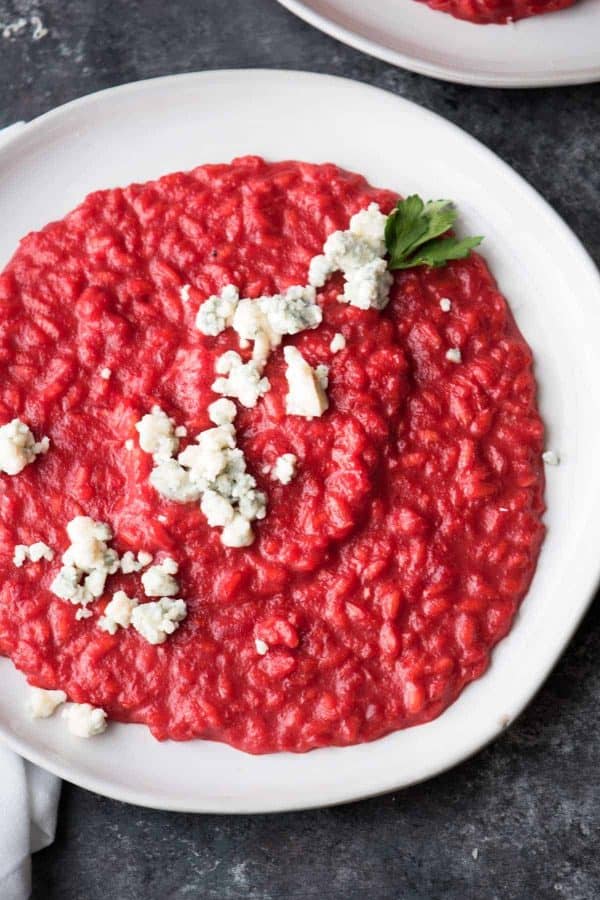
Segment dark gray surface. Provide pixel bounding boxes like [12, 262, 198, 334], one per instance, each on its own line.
[0, 0, 599, 897]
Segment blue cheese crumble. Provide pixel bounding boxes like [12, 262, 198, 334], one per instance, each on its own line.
[195, 284, 240, 336]
[271, 453, 297, 485]
[98, 590, 138, 634]
[130, 597, 187, 645]
[208, 398, 237, 426]
[308, 203, 392, 311]
[63, 703, 107, 737]
[141, 414, 266, 548]
[330, 333, 346, 353]
[50, 517, 120, 609]
[283, 347, 329, 420]
[0, 418, 49, 475]
[13, 541, 54, 567]
[141, 557, 179, 597]
[212, 352, 270, 408]
[445, 348, 462, 364]
[119, 550, 153, 574]
[135, 405, 181, 462]
[27, 687, 67, 718]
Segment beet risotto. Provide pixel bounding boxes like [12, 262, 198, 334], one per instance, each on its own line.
[0, 157, 545, 752]
[416, 0, 576, 24]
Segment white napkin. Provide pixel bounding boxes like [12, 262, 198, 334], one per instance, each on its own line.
[0, 744, 61, 900]
[0, 121, 62, 900]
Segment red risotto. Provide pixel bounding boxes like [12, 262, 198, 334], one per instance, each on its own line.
[416, 0, 576, 23]
[0, 157, 545, 753]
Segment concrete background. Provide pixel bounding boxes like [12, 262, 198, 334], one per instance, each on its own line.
[0, 1, 598, 897]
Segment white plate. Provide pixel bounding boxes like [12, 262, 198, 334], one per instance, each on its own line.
[277, 0, 600, 87]
[0, 70, 599, 813]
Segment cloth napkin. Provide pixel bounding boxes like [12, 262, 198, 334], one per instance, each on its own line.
[0, 120, 62, 900]
[0, 745, 61, 900]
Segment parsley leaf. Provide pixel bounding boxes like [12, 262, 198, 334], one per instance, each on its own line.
[385, 195, 483, 271]
[391, 236, 483, 270]
[384, 195, 428, 266]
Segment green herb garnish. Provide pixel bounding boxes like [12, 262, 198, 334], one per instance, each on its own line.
[385, 195, 483, 271]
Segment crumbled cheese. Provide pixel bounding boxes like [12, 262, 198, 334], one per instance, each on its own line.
[98, 590, 138, 634]
[135, 405, 180, 462]
[322, 231, 377, 278]
[120, 551, 139, 574]
[446, 348, 462, 364]
[343, 258, 393, 311]
[212, 352, 270, 408]
[150, 458, 203, 502]
[323, 230, 379, 274]
[200, 490, 235, 527]
[75, 607, 92, 620]
[214, 351, 239, 377]
[330, 333, 346, 353]
[440, 297, 452, 312]
[199, 284, 322, 410]
[13, 545, 28, 567]
[542, 450, 560, 466]
[13, 541, 54, 567]
[0, 419, 49, 476]
[173, 423, 266, 542]
[180, 283, 191, 302]
[178, 424, 236, 481]
[284, 346, 329, 419]
[50, 565, 89, 605]
[63, 517, 115, 570]
[258, 285, 322, 337]
[100, 367, 112, 380]
[84, 568, 107, 598]
[27, 687, 66, 719]
[271, 453, 297, 485]
[221, 513, 254, 548]
[141, 558, 179, 597]
[125, 439, 134, 451]
[208, 398, 237, 426]
[130, 598, 187, 645]
[231, 298, 275, 365]
[153, 556, 178, 574]
[235, 480, 267, 522]
[232, 285, 322, 367]
[140, 405, 266, 547]
[63, 703, 107, 738]
[308, 254, 331, 289]
[29, 541, 54, 562]
[202, 284, 320, 372]
[255, 638, 269, 655]
[308, 204, 392, 311]
[50, 517, 119, 609]
[315, 364, 329, 390]
[349, 203, 389, 254]
[196, 284, 239, 336]
[120, 550, 153, 574]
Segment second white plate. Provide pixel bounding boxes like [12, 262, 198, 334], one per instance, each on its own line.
[277, 0, 600, 87]
[0, 70, 600, 812]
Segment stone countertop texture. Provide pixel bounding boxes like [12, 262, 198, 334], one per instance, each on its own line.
[0, 1, 599, 897]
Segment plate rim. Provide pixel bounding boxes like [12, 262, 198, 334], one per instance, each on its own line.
[275, 0, 600, 88]
[1, 68, 600, 812]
